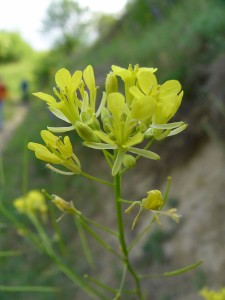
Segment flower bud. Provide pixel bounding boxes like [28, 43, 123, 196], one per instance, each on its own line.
[75, 121, 99, 142]
[141, 190, 163, 210]
[105, 72, 118, 94]
[123, 154, 136, 168]
[52, 195, 81, 215]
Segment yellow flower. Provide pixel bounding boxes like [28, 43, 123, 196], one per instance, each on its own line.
[200, 287, 225, 300]
[28, 130, 81, 175]
[83, 64, 186, 175]
[31, 64, 187, 176]
[14, 190, 47, 217]
[33, 66, 105, 131]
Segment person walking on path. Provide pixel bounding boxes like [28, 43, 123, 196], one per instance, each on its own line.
[21, 79, 29, 104]
[0, 77, 8, 131]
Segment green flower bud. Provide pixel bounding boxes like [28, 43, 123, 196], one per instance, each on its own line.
[75, 121, 99, 143]
[123, 154, 136, 168]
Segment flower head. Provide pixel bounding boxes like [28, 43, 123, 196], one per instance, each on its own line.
[31, 64, 187, 176]
[200, 287, 225, 300]
[14, 190, 47, 217]
[28, 130, 81, 175]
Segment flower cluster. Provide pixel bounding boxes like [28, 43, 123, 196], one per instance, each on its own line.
[14, 190, 47, 217]
[29, 64, 186, 175]
[200, 287, 225, 300]
[28, 130, 81, 175]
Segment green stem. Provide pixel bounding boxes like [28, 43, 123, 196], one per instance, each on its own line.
[0, 204, 43, 250]
[84, 274, 117, 294]
[29, 214, 103, 299]
[113, 174, 144, 300]
[128, 217, 155, 252]
[113, 264, 127, 300]
[82, 215, 118, 237]
[102, 149, 113, 168]
[81, 171, 113, 187]
[74, 216, 95, 268]
[22, 139, 28, 195]
[80, 218, 121, 259]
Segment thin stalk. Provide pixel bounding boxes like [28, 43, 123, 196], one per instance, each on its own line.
[113, 264, 127, 300]
[82, 215, 118, 237]
[84, 274, 117, 294]
[48, 203, 66, 254]
[80, 218, 121, 259]
[128, 217, 155, 252]
[0, 204, 43, 250]
[29, 214, 103, 299]
[102, 149, 113, 168]
[0, 154, 5, 191]
[74, 216, 95, 268]
[113, 174, 144, 300]
[22, 139, 28, 195]
[81, 171, 113, 187]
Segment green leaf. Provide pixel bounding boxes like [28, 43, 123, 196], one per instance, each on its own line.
[163, 260, 203, 277]
[0, 285, 59, 293]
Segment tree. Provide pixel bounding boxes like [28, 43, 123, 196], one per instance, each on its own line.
[42, 0, 88, 54]
[0, 31, 33, 63]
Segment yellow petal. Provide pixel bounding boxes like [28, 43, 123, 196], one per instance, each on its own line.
[33, 92, 56, 104]
[41, 130, 58, 148]
[83, 65, 95, 94]
[63, 136, 73, 156]
[55, 68, 72, 91]
[28, 142, 48, 152]
[130, 96, 156, 120]
[107, 92, 125, 120]
[71, 70, 82, 88]
[35, 149, 62, 164]
[160, 80, 181, 96]
[137, 71, 157, 95]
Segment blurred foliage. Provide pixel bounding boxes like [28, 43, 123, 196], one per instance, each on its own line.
[34, 0, 225, 89]
[0, 31, 33, 64]
[42, 0, 88, 55]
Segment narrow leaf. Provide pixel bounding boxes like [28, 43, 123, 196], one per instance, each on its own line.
[163, 260, 203, 277]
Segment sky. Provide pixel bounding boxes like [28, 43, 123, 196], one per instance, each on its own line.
[0, 0, 128, 51]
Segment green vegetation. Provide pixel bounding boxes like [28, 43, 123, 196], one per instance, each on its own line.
[1, 0, 225, 299]
[0, 31, 33, 63]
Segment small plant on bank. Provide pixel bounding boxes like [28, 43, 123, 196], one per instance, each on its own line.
[4, 64, 202, 299]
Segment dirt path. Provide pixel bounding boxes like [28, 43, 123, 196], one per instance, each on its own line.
[0, 104, 28, 153]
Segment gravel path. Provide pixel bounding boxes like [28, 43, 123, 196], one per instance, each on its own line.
[0, 104, 28, 153]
